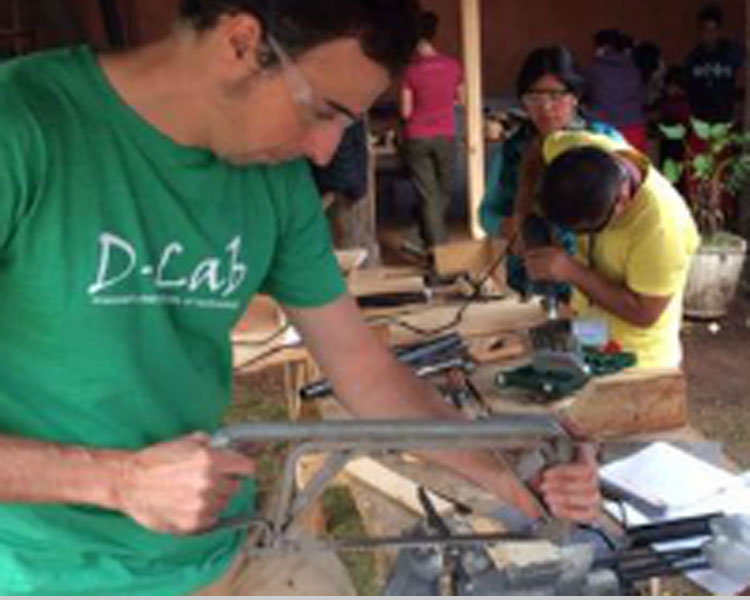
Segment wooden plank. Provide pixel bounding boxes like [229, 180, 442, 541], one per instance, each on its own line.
[347, 266, 425, 297]
[461, 0, 486, 240]
[231, 293, 394, 373]
[291, 453, 329, 535]
[433, 239, 508, 297]
[344, 456, 453, 516]
[232, 344, 307, 373]
[433, 238, 506, 281]
[368, 297, 546, 346]
[379, 455, 508, 517]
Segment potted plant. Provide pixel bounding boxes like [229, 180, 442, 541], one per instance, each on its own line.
[659, 119, 750, 318]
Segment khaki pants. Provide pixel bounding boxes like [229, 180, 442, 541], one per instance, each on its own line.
[402, 136, 456, 248]
[194, 543, 356, 596]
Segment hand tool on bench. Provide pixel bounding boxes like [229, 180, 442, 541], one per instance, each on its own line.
[521, 213, 561, 321]
[493, 216, 591, 399]
[299, 333, 473, 401]
[383, 502, 750, 595]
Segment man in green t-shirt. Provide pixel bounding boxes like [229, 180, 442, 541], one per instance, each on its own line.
[0, 0, 600, 594]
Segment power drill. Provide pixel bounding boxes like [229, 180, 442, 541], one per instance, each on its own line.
[497, 214, 591, 399]
[521, 213, 559, 320]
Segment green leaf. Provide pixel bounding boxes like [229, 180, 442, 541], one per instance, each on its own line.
[662, 159, 684, 184]
[658, 123, 687, 140]
[727, 155, 750, 194]
[692, 154, 714, 179]
[711, 139, 729, 154]
[691, 118, 712, 141]
[709, 122, 732, 140]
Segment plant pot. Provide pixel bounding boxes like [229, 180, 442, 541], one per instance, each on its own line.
[683, 232, 748, 319]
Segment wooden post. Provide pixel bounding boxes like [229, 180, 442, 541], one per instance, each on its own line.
[745, 0, 750, 129]
[460, 0, 486, 240]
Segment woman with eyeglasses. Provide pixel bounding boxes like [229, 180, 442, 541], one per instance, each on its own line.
[479, 46, 623, 300]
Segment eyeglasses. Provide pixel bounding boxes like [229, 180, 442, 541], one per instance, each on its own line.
[265, 35, 358, 131]
[568, 205, 614, 235]
[521, 89, 572, 107]
[593, 162, 635, 232]
[588, 198, 618, 233]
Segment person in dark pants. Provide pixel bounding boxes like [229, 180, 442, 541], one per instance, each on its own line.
[684, 3, 744, 124]
[400, 10, 463, 249]
[658, 66, 692, 177]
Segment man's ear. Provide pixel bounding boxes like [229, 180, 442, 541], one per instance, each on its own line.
[613, 183, 630, 217]
[218, 13, 266, 72]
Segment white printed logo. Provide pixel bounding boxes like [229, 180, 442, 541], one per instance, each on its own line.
[88, 232, 248, 309]
[692, 62, 734, 80]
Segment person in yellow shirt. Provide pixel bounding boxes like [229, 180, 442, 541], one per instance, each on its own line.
[525, 131, 700, 369]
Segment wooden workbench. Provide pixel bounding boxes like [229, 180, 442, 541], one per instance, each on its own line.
[232, 240, 519, 372]
[231, 264, 545, 416]
[231, 255, 689, 435]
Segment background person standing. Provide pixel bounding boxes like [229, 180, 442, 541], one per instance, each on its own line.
[400, 10, 463, 250]
[585, 29, 647, 151]
[684, 3, 744, 124]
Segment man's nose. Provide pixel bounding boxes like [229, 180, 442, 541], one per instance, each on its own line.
[538, 96, 557, 110]
[303, 124, 346, 167]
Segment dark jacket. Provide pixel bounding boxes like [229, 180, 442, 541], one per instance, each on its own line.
[312, 120, 368, 202]
[684, 40, 744, 123]
[586, 52, 645, 128]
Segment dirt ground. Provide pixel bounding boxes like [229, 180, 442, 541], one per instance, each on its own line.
[653, 287, 750, 595]
[682, 287, 750, 470]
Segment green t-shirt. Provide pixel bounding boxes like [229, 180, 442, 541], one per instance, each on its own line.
[0, 46, 346, 594]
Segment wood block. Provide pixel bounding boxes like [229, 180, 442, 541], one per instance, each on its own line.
[433, 238, 507, 287]
[554, 369, 688, 439]
[468, 332, 528, 364]
[347, 266, 425, 297]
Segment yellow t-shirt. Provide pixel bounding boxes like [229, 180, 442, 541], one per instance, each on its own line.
[543, 131, 700, 369]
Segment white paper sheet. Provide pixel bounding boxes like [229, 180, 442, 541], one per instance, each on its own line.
[600, 441, 737, 510]
[601, 443, 750, 595]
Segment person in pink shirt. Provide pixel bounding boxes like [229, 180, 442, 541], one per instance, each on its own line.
[400, 10, 463, 249]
